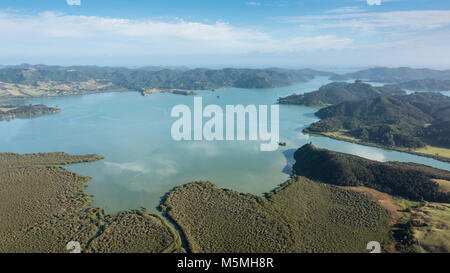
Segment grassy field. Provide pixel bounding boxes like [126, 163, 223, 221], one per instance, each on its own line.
[391, 197, 450, 253]
[161, 177, 392, 253]
[0, 80, 114, 100]
[340, 187, 450, 253]
[415, 145, 450, 159]
[410, 202, 450, 253]
[321, 131, 359, 142]
[432, 179, 450, 193]
[0, 152, 182, 253]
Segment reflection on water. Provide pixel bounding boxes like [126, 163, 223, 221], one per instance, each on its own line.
[0, 76, 449, 213]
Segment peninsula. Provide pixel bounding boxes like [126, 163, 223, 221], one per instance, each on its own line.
[0, 104, 60, 121]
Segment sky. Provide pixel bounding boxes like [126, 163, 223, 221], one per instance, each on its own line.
[0, 0, 449, 68]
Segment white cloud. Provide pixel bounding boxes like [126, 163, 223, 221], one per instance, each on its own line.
[278, 10, 450, 33]
[324, 6, 367, 14]
[104, 159, 178, 176]
[247, 2, 261, 6]
[367, 0, 381, 5]
[66, 0, 81, 6]
[0, 8, 448, 67]
[0, 11, 352, 57]
[104, 161, 150, 174]
[348, 146, 385, 162]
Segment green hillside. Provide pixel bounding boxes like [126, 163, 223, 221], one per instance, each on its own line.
[306, 92, 450, 149]
[278, 80, 405, 106]
[293, 144, 450, 202]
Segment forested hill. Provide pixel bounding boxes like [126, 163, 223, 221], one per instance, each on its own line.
[330, 67, 450, 83]
[306, 92, 450, 149]
[385, 79, 450, 91]
[293, 144, 450, 203]
[0, 64, 332, 90]
[278, 80, 405, 106]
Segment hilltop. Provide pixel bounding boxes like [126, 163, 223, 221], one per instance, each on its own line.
[293, 144, 450, 203]
[278, 80, 405, 106]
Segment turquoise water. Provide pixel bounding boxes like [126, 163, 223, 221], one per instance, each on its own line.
[1, 76, 449, 213]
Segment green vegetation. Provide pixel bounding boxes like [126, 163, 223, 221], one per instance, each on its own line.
[392, 197, 450, 253]
[0, 152, 182, 253]
[414, 145, 450, 159]
[141, 88, 196, 96]
[2, 147, 448, 253]
[293, 144, 450, 203]
[330, 67, 450, 83]
[408, 202, 450, 253]
[0, 65, 332, 101]
[0, 152, 103, 167]
[0, 104, 60, 121]
[278, 80, 405, 106]
[161, 178, 392, 253]
[87, 210, 182, 253]
[395, 198, 422, 224]
[306, 92, 450, 150]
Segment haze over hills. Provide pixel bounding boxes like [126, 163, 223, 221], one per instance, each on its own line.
[0, 64, 332, 93]
[386, 79, 450, 92]
[278, 81, 405, 106]
[330, 67, 450, 83]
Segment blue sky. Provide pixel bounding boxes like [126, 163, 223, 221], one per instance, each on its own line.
[0, 0, 449, 68]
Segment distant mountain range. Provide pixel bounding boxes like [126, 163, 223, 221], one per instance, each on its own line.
[0, 64, 332, 91]
[330, 67, 450, 84]
[386, 79, 450, 91]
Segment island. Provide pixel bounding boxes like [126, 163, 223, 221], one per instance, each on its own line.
[0, 104, 60, 121]
[141, 88, 196, 96]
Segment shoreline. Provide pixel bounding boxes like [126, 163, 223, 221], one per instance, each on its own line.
[307, 131, 450, 164]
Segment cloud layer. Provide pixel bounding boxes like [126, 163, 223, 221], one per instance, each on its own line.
[66, 0, 81, 6]
[0, 11, 350, 57]
[367, 0, 382, 6]
[0, 7, 449, 67]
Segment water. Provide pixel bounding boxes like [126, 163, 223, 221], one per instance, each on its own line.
[1, 76, 449, 213]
